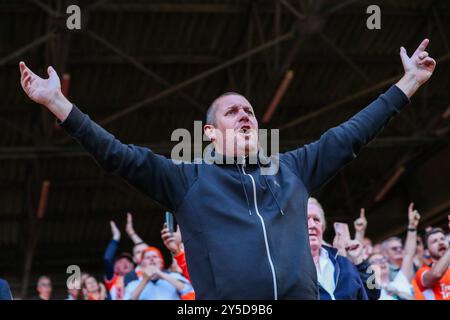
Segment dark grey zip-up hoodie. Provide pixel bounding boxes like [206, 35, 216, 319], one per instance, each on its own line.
[60, 85, 409, 299]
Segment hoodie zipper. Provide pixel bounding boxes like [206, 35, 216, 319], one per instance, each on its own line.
[241, 165, 278, 300]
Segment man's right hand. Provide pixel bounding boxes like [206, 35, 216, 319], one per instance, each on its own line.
[19, 61, 72, 121]
[408, 203, 420, 229]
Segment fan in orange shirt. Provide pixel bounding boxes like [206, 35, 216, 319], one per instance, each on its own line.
[414, 227, 450, 300]
[161, 224, 195, 300]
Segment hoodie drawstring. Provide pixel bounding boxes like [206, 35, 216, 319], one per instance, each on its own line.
[235, 160, 285, 217]
[235, 162, 252, 216]
[261, 173, 285, 216]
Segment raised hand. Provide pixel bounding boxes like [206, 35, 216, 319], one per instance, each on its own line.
[125, 213, 135, 237]
[143, 266, 160, 282]
[19, 62, 61, 106]
[396, 39, 436, 98]
[408, 203, 420, 229]
[399, 39, 436, 86]
[346, 239, 364, 265]
[19, 61, 72, 120]
[125, 212, 145, 244]
[161, 224, 183, 255]
[333, 234, 347, 257]
[110, 220, 121, 241]
[354, 208, 367, 233]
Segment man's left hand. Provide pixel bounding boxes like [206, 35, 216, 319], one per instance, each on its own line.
[400, 39, 436, 86]
[396, 39, 436, 98]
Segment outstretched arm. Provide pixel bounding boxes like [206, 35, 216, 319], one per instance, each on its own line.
[282, 39, 436, 193]
[421, 249, 450, 288]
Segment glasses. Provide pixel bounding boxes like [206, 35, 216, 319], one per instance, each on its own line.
[388, 246, 403, 252]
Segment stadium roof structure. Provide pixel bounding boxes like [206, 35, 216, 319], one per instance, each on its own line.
[0, 0, 449, 298]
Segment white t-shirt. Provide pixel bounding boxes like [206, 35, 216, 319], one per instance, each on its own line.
[316, 248, 336, 300]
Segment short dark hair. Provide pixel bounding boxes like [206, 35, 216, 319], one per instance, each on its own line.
[424, 227, 445, 249]
[205, 92, 244, 125]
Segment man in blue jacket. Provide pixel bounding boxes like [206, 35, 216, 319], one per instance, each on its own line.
[19, 39, 435, 299]
[307, 197, 379, 300]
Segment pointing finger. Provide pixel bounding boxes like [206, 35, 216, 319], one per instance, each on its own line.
[413, 38, 429, 56]
[19, 61, 27, 75]
[47, 66, 54, 77]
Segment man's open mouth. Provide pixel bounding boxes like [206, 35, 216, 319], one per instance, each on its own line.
[237, 125, 252, 135]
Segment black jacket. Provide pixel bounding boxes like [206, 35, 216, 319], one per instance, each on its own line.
[60, 85, 408, 299]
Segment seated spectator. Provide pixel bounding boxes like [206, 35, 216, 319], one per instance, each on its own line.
[124, 247, 193, 300]
[35, 276, 52, 300]
[372, 243, 382, 255]
[368, 254, 410, 299]
[369, 203, 420, 300]
[307, 198, 374, 300]
[381, 236, 404, 281]
[0, 278, 12, 300]
[103, 219, 134, 300]
[82, 274, 108, 300]
[414, 227, 450, 300]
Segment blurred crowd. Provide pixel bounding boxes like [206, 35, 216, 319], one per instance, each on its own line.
[1, 201, 449, 300]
